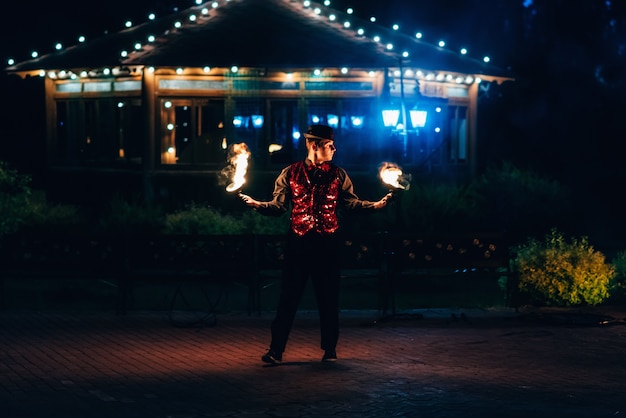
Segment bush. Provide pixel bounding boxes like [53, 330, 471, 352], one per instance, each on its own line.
[344, 162, 569, 236]
[163, 204, 244, 235]
[513, 228, 614, 306]
[399, 181, 481, 234]
[609, 251, 626, 302]
[0, 161, 32, 236]
[240, 210, 289, 235]
[0, 162, 86, 235]
[19, 190, 86, 234]
[164, 204, 289, 235]
[98, 195, 165, 236]
[472, 162, 572, 239]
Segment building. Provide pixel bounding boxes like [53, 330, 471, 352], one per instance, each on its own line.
[5, 0, 512, 209]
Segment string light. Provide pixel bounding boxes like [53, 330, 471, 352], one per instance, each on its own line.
[5, 0, 496, 85]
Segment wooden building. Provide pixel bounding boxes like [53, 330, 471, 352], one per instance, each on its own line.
[5, 0, 512, 208]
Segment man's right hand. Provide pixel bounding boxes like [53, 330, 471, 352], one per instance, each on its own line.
[239, 193, 261, 209]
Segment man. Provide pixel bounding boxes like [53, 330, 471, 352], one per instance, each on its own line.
[240, 124, 391, 364]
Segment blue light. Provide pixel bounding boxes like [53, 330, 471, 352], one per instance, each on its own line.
[382, 109, 400, 128]
[409, 110, 428, 128]
[251, 115, 264, 128]
[233, 116, 245, 128]
[351, 116, 364, 128]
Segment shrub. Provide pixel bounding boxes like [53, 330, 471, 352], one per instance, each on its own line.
[609, 251, 626, 302]
[347, 162, 569, 236]
[240, 210, 289, 235]
[164, 204, 246, 235]
[1, 162, 85, 235]
[0, 161, 32, 236]
[164, 204, 290, 235]
[513, 228, 614, 306]
[472, 162, 571, 239]
[399, 181, 480, 234]
[19, 190, 86, 234]
[98, 195, 165, 235]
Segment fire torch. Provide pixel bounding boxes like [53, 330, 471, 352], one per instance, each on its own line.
[222, 142, 251, 195]
[378, 161, 411, 201]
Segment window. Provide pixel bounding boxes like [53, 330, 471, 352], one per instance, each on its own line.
[54, 98, 137, 164]
[233, 98, 266, 159]
[160, 99, 226, 165]
[447, 105, 467, 163]
[116, 100, 143, 163]
[267, 99, 299, 165]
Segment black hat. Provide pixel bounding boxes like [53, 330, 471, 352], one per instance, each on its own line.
[303, 124, 334, 141]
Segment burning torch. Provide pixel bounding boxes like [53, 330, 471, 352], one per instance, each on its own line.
[378, 162, 411, 201]
[221, 142, 251, 195]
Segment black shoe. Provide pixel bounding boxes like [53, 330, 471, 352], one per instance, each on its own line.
[262, 349, 282, 364]
[322, 350, 337, 362]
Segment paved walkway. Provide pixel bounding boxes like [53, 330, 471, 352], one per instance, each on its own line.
[1, 306, 626, 418]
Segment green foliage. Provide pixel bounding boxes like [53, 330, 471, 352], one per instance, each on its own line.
[98, 195, 165, 235]
[0, 161, 32, 236]
[164, 204, 245, 235]
[19, 190, 86, 234]
[513, 229, 614, 306]
[345, 162, 569, 236]
[0, 163, 84, 235]
[239, 210, 289, 235]
[471, 161, 571, 238]
[399, 182, 480, 234]
[609, 251, 626, 302]
[164, 204, 289, 235]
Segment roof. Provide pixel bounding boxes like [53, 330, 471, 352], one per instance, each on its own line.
[5, 0, 511, 78]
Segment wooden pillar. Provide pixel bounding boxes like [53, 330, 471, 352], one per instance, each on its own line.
[141, 68, 156, 204]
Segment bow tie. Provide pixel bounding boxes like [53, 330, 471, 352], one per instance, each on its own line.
[309, 162, 330, 172]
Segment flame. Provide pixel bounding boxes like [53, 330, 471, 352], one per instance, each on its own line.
[379, 162, 407, 190]
[225, 143, 251, 192]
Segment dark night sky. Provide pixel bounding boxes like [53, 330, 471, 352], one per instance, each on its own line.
[0, 0, 516, 71]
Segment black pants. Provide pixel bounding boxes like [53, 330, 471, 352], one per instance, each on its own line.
[269, 231, 341, 354]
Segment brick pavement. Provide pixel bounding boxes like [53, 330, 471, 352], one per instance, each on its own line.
[1, 307, 626, 418]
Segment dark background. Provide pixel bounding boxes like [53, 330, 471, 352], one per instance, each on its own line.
[1, 0, 625, 219]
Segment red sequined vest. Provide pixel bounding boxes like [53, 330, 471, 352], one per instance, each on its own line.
[289, 161, 340, 236]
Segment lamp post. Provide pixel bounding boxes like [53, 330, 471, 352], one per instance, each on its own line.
[398, 58, 409, 160]
[381, 59, 413, 162]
